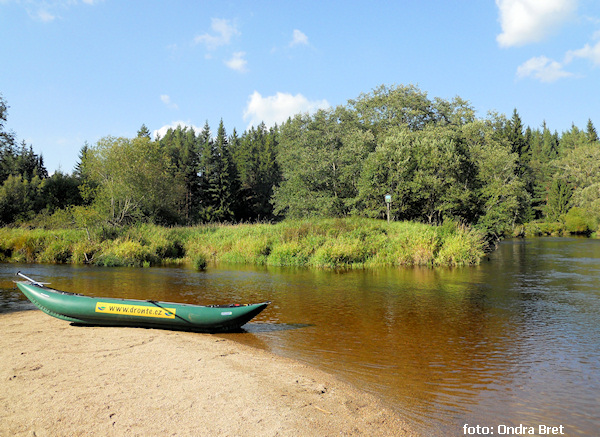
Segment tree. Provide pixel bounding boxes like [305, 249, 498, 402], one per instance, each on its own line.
[462, 119, 530, 236]
[233, 123, 281, 221]
[0, 175, 44, 225]
[41, 171, 83, 213]
[198, 121, 215, 221]
[586, 119, 598, 144]
[274, 107, 375, 218]
[506, 109, 527, 157]
[137, 124, 151, 139]
[348, 84, 436, 135]
[82, 136, 184, 225]
[555, 143, 600, 225]
[0, 95, 16, 155]
[209, 120, 240, 221]
[545, 178, 571, 221]
[0, 97, 47, 184]
[14, 141, 48, 180]
[357, 125, 477, 224]
[542, 122, 559, 159]
[158, 125, 201, 224]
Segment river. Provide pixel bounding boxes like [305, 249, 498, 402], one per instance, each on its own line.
[1, 237, 599, 436]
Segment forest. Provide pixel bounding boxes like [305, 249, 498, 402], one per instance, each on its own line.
[1, 84, 599, 241]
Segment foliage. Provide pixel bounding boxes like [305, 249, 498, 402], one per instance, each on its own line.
[545, 178, 571, 221]
[157, 125, 201, 223]
[81, 136, 185, 225]
[357, 125, 477, 224]
[0, 219, 486, 268]
[563, 207, 594, 235]
[0, 175, 45, 225]
[1, 87, 599, 243]
[232, 123, 281, 220]
[273, 107, 374, 218]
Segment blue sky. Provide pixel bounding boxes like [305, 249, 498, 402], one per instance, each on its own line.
[1, 0, 599, 173]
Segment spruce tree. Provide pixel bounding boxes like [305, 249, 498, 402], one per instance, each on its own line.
[137, 124, 151, 139]
[198, 121, 216, 221]
[586, 119, 598, 144]
[211, 120, 239, 222]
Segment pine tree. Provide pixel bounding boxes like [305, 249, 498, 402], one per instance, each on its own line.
[198, 121, 216, 221]
[0, 95, 16, 155]
[137, 124, 151, 139]
[211, 120, 239, 222]
[586, 119, 598, 144]
[541, 121, 559, 159]
[545, 178, 571, 221]
[156, 125, 202, 224]
[507, 109, 527, 157]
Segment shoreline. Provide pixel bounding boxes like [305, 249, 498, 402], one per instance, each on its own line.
[0, 218, 487, 269]
[0, 310, 414, 436]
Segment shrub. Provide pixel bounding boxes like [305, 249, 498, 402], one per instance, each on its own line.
[564, 207, 592, 235]
[192, 254, 207, 270]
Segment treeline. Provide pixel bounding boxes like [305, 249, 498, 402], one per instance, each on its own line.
[1, 85, 599, 239]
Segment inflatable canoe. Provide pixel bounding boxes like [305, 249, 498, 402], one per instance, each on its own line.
[15, 273, 270, 332]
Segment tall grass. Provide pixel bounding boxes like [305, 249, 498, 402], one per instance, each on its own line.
[0, 218, 487, 269]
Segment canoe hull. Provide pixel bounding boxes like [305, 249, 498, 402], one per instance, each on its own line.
[16, 282, 269, 332]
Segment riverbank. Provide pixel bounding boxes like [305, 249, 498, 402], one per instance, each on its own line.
[0, 218, 486, 269]
[0, 310, 412, 436]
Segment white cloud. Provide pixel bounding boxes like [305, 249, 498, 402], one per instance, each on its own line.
[243, 91, 330, 129]
[194, 18, 239, 50]
[153, 121, 202, 140]
[496, 0, 577, 47]
[18, 0, 103, 22]
[566, 40, 600, 66]
[160, 94, 179, 110]
[225, 52, 248, 72]
[36, 8, 56, 22]
[516, 56, 574, 82]
[290, 29, 309, 47]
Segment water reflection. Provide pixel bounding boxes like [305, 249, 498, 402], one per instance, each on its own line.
[1, 237, 599, 436]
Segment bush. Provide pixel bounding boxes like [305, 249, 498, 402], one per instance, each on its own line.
[192, 254, 208, 270]
[564, 207, 592, 235]
[95, 239, 157, 267]
[524, 222, 566, 237]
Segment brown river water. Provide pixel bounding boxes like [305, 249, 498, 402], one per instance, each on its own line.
[1, 237, 599, 436]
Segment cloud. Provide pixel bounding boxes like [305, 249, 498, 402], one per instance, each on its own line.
[225, 52, 248, 72]
[516, 56, 574, 82]
[36, 8, 56, 22]
[290, 29, 309, 47]
[496, 0, 577, 47]
[153, 121, 202, 140]
[566, 40, 600, 66]
[194, 18, 239, 50]
[17, 0, 103, 22]
[160, 95, 179, 110]
[243, 91, 330, 129]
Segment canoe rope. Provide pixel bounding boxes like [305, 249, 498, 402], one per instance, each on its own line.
[146, 300, 193, 325]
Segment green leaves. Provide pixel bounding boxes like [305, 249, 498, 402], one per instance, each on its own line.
[274, 108, 374, 218]
[82, 136, 183, 225]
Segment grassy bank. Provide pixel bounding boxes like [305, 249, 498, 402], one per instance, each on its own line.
[0, 218, 486, 269]
[520, 207, 599, 238]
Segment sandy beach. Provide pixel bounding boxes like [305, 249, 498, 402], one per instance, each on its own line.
[0, 310, 414, 436]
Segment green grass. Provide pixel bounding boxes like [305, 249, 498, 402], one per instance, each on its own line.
[0, 218, 487, 269]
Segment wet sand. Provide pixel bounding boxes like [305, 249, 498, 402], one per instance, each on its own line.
[0, 310, 414, 436]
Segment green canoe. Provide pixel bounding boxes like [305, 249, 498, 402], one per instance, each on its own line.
[16, 273, 270, 332]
